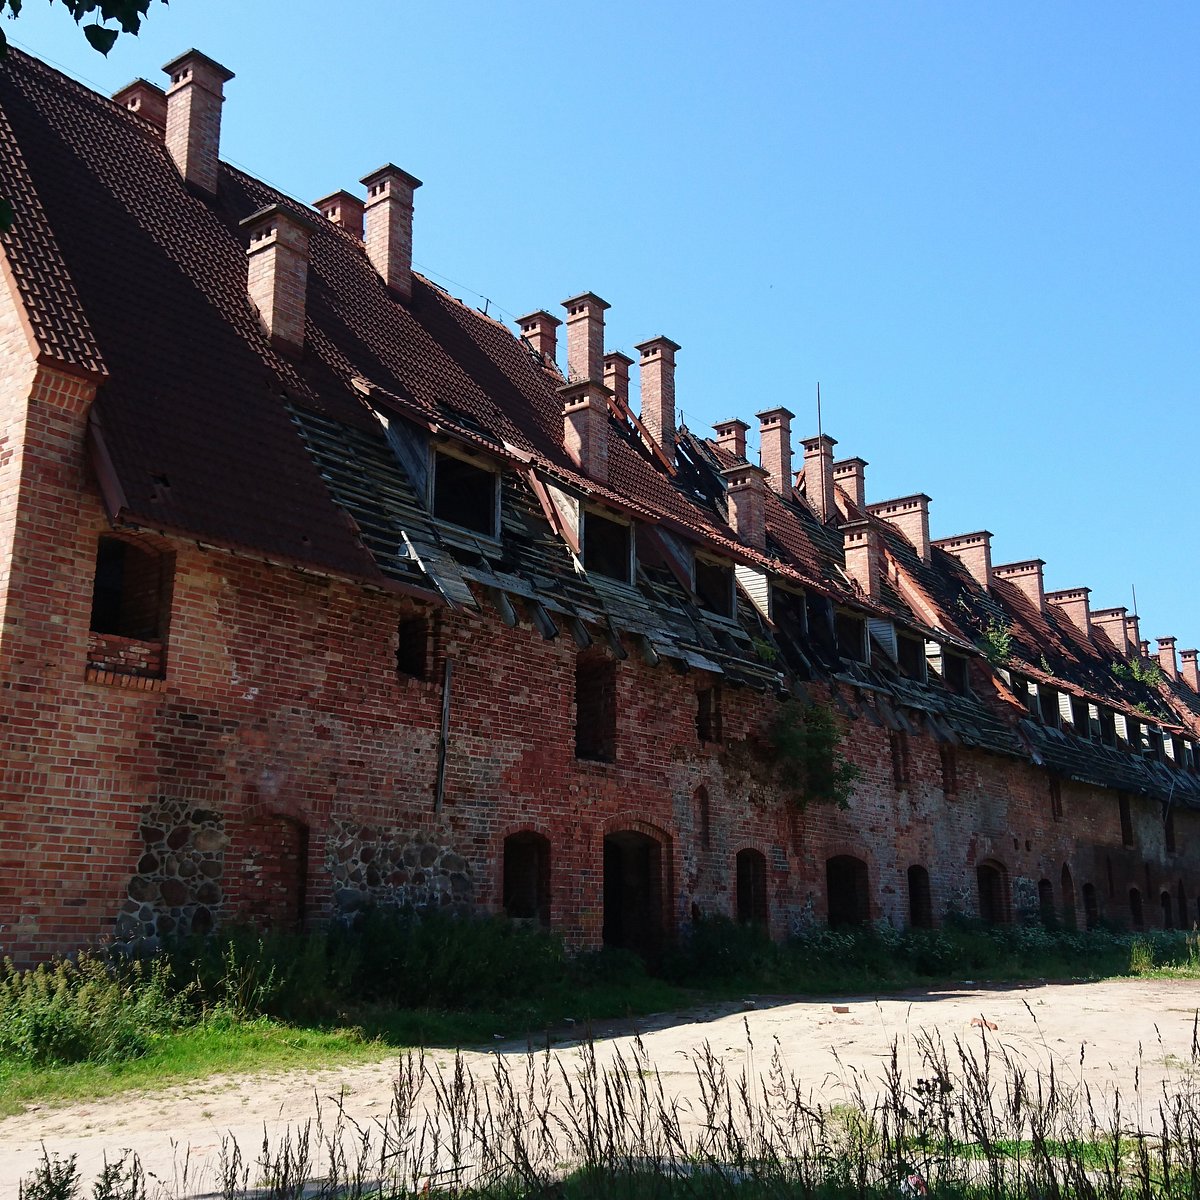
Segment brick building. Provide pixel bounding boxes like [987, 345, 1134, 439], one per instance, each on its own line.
[1, 47, 1198, 963]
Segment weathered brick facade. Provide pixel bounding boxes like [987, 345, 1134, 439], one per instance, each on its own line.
[1, 47, 1198, 964]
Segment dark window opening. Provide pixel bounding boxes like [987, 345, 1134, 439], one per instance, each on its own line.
[826, 855, 869, 927]
[697, 685, 723, 744]
[943, 653, 969, 695]
[575, 654, 617, 762]
[396, 616, 430, 680]
[1160, 890, 1173, 929]
[805, 592, 837, 655]
[433, 452, 497, 536]
[1038, 879, 1055, 927]
[977, 860, 1010, 925]
[1039, 685, 1060, 728]
[1178, 880, 1187, 927]
[1083, 883, 1099, 929]
[907, 865, 933, 929]
[583, 510, 632, 582]
[1071, 696, 1090, 737]
[503, 832, 551, 926]
[696, 786, 711, 850]
[1106, 856, 1114, 897]
[1049, 777, 1063, 822]
[603, 830, 664, 962]
[890, 730, 910, 790]
[1061, 864, 1077, 929]
[940, 745, 958, 796]
[695, 558, 734, 618]
[1119, 793, 1134, 847]
[1129, 887, 1144, 929]
[1165, 806, 1177, 853]
[835, 612, 867, 663]
[735, 849, 768, 927]
[1099, 708, 1117, 747]
[89, 537, 166, 639]
[897, 634, 925, 681]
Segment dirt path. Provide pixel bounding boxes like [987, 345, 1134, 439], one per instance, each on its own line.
[2, 978, 1196, 1197]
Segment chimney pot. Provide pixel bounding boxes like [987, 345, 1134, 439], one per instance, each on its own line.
[603, 351, 635, 410]
[1180, 648, 1199, 692]
[713, 418, 750, 461]
[800, 434, 838, 523]
[635, 335, 681, 459]
[113, 78, 167, 132]
[562, 292, 609, 384]
[1092, 607, 1130, 656]
[560, 380, 610, 483]
[1156, 636, 1178, 681]
[518, 311, 562, 368]
[833, 457, 868, 510]
[1046, 587, 1092, 638]
[240, 204, 316, 355]
[932, 530, 993, 590]
[757, 407, 795, 498]
[722, 463, 769, 550]
[361, 164, 422, 302]
[993, 559, 1046, 613]
[868, 493, 932, 562]
[314, 189, 364, 241]
[842, 519, 882, 598]
[161, 49, 234, 197]
[1126, 614, 1142, 655]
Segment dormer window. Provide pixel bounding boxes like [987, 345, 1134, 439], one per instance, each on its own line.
[432, 448, 499, 538]
[1038, 684, 1060, 728]
[943, 651, 969, 695]
[896, 633, 926, 681]
[582, 509, 632, 583]
[835, 611, 868, 664]
[695, 556, 734, 618]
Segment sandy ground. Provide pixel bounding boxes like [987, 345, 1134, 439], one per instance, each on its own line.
[1, 977, 1197, 1197]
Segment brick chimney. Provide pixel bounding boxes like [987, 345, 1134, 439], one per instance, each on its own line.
[563, 293, 609, 383]
[842, 519, 882, 598]
[636, 336, 680, 456]
[869, 494, 932, 562]
[800, 434, 838, 523]
[162, 50, 234, 197]
[932, 531, 993, 590]
[361, 164, 422, 302]
[1156, 637, 1178, 681]
[1047, 587, 1092, 638]
[113, 78, 166, 132]
[1180, 649, 1199, 692]
[1092, 607, 1129, 655]
[240, 205, 316, 355]
[993, 559, 1046, 612]
[713, 419, 750, 460]
[314, 190, 364, 241]
[517, 311, 561, 366]
[834, 458, 867, 510]
[757, 407, 795, 498]
[1126, 614, 1142, 653]
[604, 352, 634, 409]
[722, 463, 769, 550]
[560, 380, 609, 482]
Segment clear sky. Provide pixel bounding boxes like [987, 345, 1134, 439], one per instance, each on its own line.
[7, 1, 1198, 655]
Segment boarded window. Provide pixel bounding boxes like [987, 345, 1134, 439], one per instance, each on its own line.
[896, 634, 926, 681]
[89, 537, 168, 639]
[583, 511, 632, 582]
[977, 860, 1009, 925]
[503, 832, 551, 926]
[697, 684, 723, 743]
[396, 616, 430, 680]
[826, 855, 869, 927]
[695, 558, 734, 617]
[433, 451, 497, 536]
[890, 730, 910, 790]
[1119, 793, 1134, 846]
[836, 612, 867, 663]
[940, 745, 958, 796]
[735, 849, 768, 927]
[907, 865, 933, 929]
[575, 654, 617, 762]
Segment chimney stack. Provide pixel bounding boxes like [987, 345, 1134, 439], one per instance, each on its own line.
[1092, 607, 1130, 655]
[722, 463, 769, 550]
[869, 494, 932, 562]
[604, 351, 634, 410]
[314, 190, 364, 241]
[800, 434, 838, 523]
[713, 418, 750, 460]
[563, 293, 609, 383]
[1180, 649, 1199, 692]
[1126, 614, 1142, 654]
[993, 559, 1046, 613]
[757, 407, 795, 498]
[1156, 637, 1178, 681]
[932, 531, 993, 590]
[842, 519, 883, 598]
[240, 205, 316, 355]
[162, 50, 234, 197]
[517, 311, 561, 367]
[635, 335, 680, 457]
[1047, 587, 1092, 638]
[833, 457, 868, 510]
[361, 164, 422, 302]
[113, 78, 167, 132]
[560, 380, 610, 483]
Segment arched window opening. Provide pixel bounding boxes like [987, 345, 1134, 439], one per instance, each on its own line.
[977, 860, 1010, 926]
[1082, 883, 1099, 930]
[1160, 890, 1173, 929]
[907, 865, 933, 929]
[503, 832, 551, 927]
[1038, 878, 1055, 928]
[735, 849, 768, 928]
[826, 855, 869, 928]
[1129, 887, 1144, 930]
[1060, 864, 1077, 930]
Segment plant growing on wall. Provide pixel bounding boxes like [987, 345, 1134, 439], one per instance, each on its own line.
[769, 700, 860, 810]
[1112, 659, 1165, 688]
[977, 617, 1013, 666]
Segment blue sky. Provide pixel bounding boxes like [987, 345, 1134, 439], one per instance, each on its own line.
[8, 1, 1198, 655]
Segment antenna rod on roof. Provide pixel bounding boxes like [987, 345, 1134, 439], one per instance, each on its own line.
[1131, 583, 1138, 616]
[817, 381, 823, 441]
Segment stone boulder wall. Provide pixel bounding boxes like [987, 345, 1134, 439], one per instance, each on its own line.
[329, 820, 473, 917]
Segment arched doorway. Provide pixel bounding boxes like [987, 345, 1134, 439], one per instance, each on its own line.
[1060, 864, 1077, 930]
[826, 855, 869, 927]
[1082, 882, 1099, 929]
[977, 860, 1009, 925]
[603, 830, 665, 959]
[1038, 879, 1055, 927]
[503, 832, 551, 927]
[735, 849, 768, 927]
[907, 865, 933, 929]
[1129, 887, 1144, 929]
[1160, 890, 1173, 929]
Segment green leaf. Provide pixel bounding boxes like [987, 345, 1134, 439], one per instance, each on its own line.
[83, 22, 119, 54]
[0, 197, 14, 234]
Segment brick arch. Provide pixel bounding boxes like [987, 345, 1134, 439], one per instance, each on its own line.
[599, 814, 677, 959]
[492, 819, 556, 911]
